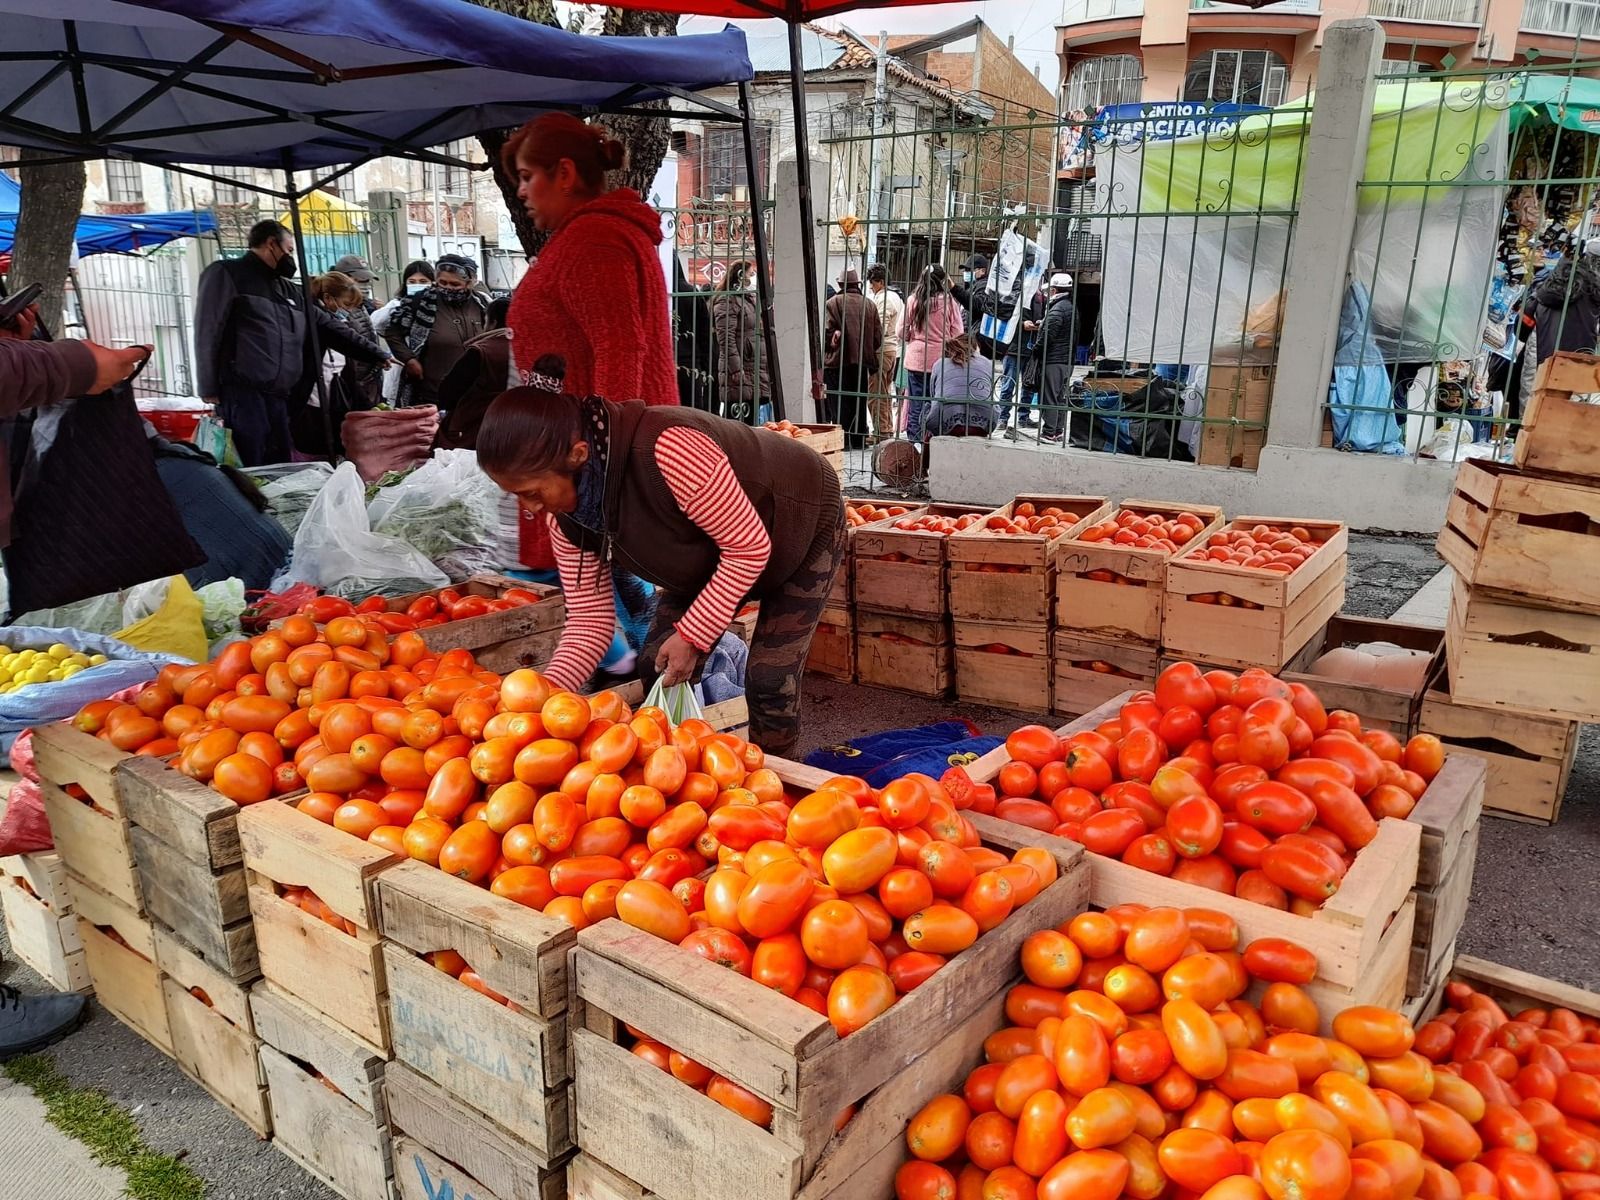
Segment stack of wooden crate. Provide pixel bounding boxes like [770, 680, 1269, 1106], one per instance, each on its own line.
[1051, 501, 1223, 717]
[1, 846, 90, 994]
[1162, 515, 1349, 673]
[566, 756, 1092, 1200]
[946, 495, 1108, 712]
[1429, 355, 1600, 823]
[240, 799, 403, 1199]
[377, 862, 578, 1200]
[851, 505, 988, 698]
[1277, 615, 1443, 735]
[1404, 755, 1485, 1009]
[782, 423, 846, 488]
[807, 532, 855, 682]
[33, 726, 170, 1054]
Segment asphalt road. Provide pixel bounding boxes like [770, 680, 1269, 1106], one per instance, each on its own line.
[2, 532, 1594, 1198]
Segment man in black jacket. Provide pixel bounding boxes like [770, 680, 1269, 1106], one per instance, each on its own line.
[1037, 272, 1078, 444]
[195, 219, 384, 465]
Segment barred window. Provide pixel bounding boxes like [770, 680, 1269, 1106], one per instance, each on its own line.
[1065, 55, 1145, 112]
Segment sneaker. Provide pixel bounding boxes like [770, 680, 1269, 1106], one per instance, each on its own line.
[1018, 417, 1039, 429]
[1004, 427, 1022, 442]
[1041, 431, 1064, 444]
[0, 984, 88, 1060]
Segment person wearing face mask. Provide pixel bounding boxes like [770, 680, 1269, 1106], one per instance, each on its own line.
[708, 260, 770, 423]
[195, 219, 385, 466]
[384, 254, 490, 409]
[372, 261, 436, 336]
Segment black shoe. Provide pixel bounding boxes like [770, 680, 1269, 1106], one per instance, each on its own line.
[0, 983, 89, 1060]
[1018, 417, 1039, 429]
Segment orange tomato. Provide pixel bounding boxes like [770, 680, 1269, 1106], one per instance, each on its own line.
[1260, 1130, 1352, 1200]
[614, 879, 690, 942]
[826, 964, 896, 1036]
[438, 821, 500, 882]
[212, 752, 274, 805]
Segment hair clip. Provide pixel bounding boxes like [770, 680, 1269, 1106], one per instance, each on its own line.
[527, 370, 562, 394]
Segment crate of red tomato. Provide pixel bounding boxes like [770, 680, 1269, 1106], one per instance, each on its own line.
[568, 757, 1092, 1200]
[331, 574, 564, 675]
[1053, 501, 1225, 646]
[946, 494, 1109, 625]
[1163, 517, 1348, 673]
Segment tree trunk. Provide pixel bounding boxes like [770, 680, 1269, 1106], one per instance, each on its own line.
[9, 158, 86, 339]
[465, 0, 677, 259]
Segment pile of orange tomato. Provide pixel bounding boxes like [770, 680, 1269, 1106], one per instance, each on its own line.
[763, 420, 818, 439]
[297, 585, 548, 631]
[1195, 524, 1327, 577]
[849, 502, 914, 528]
[1075, 510, 1211, 554]
[957, 663, 1444, 910]
[897, 904, 1600, 1200]
[979, 504, 1086, 539]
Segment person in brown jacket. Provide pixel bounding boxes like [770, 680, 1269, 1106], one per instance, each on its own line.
[435, 297, 513, 450]
[475, 355, 846, 755]
[823, 269, 882, 449]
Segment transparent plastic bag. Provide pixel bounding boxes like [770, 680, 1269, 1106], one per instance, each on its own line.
[644, 676, 704, 726]
[276, 462, 448, 599]
[259, 463, 335, 538]
[13, 592, 126, 636]
[368, 449, 502, 580]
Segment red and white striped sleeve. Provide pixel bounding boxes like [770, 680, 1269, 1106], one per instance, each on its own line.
[654, 426, 772, 653]
[544, 513, 615, 691]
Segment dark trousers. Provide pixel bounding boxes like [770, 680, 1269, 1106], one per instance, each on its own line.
[216, 384, 292, 467]
[641, 496, 847, 757]
[1041, 362, 1074, 439]
[824, 360, 874, 449]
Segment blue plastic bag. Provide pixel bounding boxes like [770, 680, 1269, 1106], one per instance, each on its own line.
[0, 625, 189, 749]
[1328, 281, 1406, 455]
[805, 721, 1001, 788]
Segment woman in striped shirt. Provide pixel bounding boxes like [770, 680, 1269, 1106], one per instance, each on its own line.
[476, 358, 846, 756]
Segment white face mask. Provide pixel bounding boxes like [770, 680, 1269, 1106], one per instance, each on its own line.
[406, 281, 429, 295]
[962, 271, 973, 283]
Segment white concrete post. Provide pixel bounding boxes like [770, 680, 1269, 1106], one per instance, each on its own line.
[773, 155, 829, 423]
[1266, 18, 1383, 449]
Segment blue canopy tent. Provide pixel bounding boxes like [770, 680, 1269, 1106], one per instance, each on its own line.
[0, 0, 775, 414]
[0, 171, 214, 257]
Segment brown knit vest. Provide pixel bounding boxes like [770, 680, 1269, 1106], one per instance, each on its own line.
[555, 401, 837, 598]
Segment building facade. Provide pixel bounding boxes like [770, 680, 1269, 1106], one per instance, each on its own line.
[1060, 0, 1599, 112]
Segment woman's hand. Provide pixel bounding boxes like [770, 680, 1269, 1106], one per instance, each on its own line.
[654, 632, 699, 687]
[404, 358, 424, 379]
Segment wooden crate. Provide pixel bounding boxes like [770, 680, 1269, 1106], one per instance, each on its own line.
[1408, 821, 1478, 998]
[395, 1135, 564, 1200]
[129, 823, 255, 981]
[946, 495, 1109, 624]
[854, 610, 951, 698]
[0, 871, 90, 992]
[387, 1063, 567, 1200]
[1438, 459, 1600, 617]
[377, 861, 574, 1162]
[31, 722, 131, 813]
[853, 504, 988, 618]
[240, 799, 400, 1049]
[385, 574, 565, 672]
[968, 693, 1425, 1017]
[74, 878, 170, 1053]
[157, 925, 270, 1136]
[1419, 660, 1577, 825]
[1053, 501, 1226, 646]
[1445, 575, 1600, 723]
[1163, 517, 1348, 672]
[953, 621, 1052, 712]
[1515, 352, 1600, 479]
[1278, 615, 1444, 736]
[1410, 954, 1600, 1030]
[254, 980, 393, 1200]
[1050, 635, 1158, 720]
[570, 985, 1014, 1200]
[0, 849, 75, 911]
[571, 809, 1087, 1200]
[805, 605, 854, 682]
[40, 781, 142, 914]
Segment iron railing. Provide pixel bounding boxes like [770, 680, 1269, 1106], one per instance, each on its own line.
[1521, 0, 1600, 36]
[1367, 0, 1484, 22]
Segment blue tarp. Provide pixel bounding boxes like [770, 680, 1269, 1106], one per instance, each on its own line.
[0, 0, 754, 171]
[0, 171, 214, 256]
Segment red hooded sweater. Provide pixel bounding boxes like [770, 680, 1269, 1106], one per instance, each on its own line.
[507, 188, 679, 567]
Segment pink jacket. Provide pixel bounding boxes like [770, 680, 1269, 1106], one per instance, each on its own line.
[901, 292, 966, 375]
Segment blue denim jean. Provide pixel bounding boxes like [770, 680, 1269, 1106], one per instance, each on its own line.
[994, 353, 1037, 425]
[905, 368, 931, 442]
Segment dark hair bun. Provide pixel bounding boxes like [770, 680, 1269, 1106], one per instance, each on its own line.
[598, 136, 626, 173]
[532, 353, 568, 381]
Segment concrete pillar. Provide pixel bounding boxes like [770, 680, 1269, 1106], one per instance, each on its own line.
[1266, 18, 1383, 449]
[772, 155, 829, 423]
[369, 189, 409, 303]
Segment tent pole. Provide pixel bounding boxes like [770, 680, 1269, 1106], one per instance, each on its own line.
[740, 80, 783, 422]
[786, 20, 824, 414]
[283, 153, 334, 460]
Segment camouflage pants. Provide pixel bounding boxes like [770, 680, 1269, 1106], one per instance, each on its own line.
[641, 496, 847, 757]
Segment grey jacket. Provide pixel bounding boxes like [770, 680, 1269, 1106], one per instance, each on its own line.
[0, 338, 96, 546]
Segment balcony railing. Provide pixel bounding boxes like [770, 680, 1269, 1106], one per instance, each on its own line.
[1366, 0, 1484, 21]
[1061, 0, 1141, 24]
[1522, 0, 1600, 37]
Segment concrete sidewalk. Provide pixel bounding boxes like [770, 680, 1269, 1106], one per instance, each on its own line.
[0, 1073, 128, 1199]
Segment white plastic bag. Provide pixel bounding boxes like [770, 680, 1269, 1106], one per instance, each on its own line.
[368, 449, 503, 579]
[260, 463, 335, 538]
[276, 462, 448, 599]
[644, 676, 704, 726]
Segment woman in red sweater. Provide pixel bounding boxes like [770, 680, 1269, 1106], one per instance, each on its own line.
[504, 114, 678, 568]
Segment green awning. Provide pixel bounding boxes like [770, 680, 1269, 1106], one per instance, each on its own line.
[1509, 72, 1600, 133]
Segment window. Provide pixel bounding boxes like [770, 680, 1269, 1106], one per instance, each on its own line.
[1065, 55, 1145, 111]
[702, 123, 772, 199]
[106, 158, 143, 203]
[426, 139, 472, 198]
[1182, 50, 1290, 107]
[213, 165, 256, 204]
